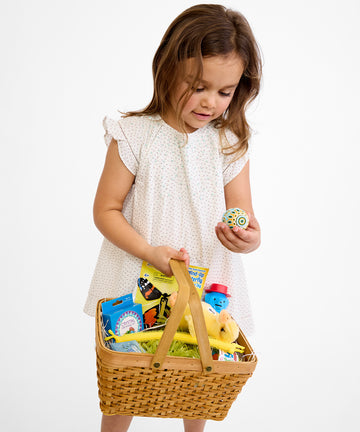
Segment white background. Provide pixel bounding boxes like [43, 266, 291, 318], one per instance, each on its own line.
[1, 0, 359, 431]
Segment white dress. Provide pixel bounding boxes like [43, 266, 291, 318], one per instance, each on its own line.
[84, 114, 254, 336]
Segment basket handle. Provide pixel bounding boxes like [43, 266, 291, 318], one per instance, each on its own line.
[152, 259, 214, 374]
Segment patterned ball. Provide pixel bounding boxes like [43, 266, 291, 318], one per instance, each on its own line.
[222, 208, 249, 229]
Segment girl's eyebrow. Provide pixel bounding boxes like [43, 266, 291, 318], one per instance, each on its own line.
[201, 79, 239, 88]
[186, 75, 239, 89]
[221, 83, 239, 89]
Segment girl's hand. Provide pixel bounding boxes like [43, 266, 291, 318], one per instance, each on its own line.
[215, 212, 261, 254]
[147, 246, 190, 277]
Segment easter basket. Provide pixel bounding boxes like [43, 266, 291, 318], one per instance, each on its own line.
[95, 259, 257, 421]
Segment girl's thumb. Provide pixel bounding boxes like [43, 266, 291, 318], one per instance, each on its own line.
[176, 250, 184, 259]
[176, 248, 190, 267]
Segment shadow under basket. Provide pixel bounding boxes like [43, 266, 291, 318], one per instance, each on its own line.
[95, 260, 257, 421]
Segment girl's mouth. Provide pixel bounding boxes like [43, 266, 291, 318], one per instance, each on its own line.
[193, 112, 211, 120]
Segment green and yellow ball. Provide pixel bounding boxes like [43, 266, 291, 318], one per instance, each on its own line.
[222, 208, 249, 230]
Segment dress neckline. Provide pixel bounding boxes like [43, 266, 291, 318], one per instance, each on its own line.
[151, 114, 212, 138]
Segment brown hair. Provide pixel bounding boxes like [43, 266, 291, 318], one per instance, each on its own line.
[125, 4, 262, 158]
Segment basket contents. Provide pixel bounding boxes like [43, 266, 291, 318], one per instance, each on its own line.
[212, 349, 242, 361]
[133, 261, 208, 328]
[168, 292, 239, 344]
[204, 283, 230, 312]
[101, 294, 144, 336]
[100, 262, 246, 361]
[140, 339, 200, 358]
[109, 340, 145, 353]
[104, 328, 245, 357]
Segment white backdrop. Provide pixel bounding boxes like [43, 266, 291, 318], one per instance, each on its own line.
[1, 0, 359, 431]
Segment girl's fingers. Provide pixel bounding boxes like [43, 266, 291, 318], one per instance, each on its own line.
[217, 223, 250, 244]
[179, 247, 190, 267]
[232, 226, 251, 242]
[152, 246, 189, 276]
[215, 223, 255, 253]
[215, 230, 239, 252]
[215, 214, 261, 253]
[167, 248, 190, 270]
[215, 224, 246, 251]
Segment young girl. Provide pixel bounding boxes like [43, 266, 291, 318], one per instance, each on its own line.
[84, 4, 262, 432]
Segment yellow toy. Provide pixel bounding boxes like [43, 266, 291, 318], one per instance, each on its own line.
[169, 292, 240, 344]
[105, 329, 245, 354]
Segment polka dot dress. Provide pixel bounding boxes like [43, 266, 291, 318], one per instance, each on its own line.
[84, 114, 255, 336]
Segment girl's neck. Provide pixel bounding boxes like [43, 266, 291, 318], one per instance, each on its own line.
[162, 109, 198, 134]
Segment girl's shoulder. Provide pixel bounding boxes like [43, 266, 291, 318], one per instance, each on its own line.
[103, 113, 162, 146]
[102, 113, 164, 175]
[119, 113, 162, 128]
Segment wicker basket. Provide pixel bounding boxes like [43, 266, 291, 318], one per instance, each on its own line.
[96, 260, 257, 421]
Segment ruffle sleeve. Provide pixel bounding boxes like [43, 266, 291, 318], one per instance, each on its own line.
[222, 129, 252, 186]
[102, 116, 140, 175]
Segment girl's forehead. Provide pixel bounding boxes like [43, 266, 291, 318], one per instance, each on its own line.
[181, 54, 244, 87]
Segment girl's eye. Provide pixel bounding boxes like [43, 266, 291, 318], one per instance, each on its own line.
[194, 88, 204, 93]
[220, 91, 231, 97]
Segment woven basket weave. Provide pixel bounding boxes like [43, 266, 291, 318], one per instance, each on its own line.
[96, 260, 257, 420]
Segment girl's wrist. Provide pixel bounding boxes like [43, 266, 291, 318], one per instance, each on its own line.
[142, 243, 154, 264]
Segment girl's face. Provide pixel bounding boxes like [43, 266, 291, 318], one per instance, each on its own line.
[167, 53, 244, 133]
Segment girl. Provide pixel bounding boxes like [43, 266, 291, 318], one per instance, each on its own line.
[84, 4, 262, 432]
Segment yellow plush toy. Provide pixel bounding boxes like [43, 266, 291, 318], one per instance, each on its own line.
[169, 292, 240, 344]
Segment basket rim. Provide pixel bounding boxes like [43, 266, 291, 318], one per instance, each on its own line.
[96, 298, 257, 374]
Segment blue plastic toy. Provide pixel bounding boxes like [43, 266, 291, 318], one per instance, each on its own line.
[204, 283, 231, 313]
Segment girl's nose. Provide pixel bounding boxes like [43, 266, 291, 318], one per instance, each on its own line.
[200, 93, 216, 109]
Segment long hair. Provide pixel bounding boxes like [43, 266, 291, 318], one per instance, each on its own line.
[125, 4, 262, 158]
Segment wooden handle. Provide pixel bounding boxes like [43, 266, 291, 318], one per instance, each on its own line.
[152, 260, 214, 374]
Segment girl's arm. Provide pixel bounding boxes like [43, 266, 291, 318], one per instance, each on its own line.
[215, 160, 261, 253]
[93, 138, 189, 276]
